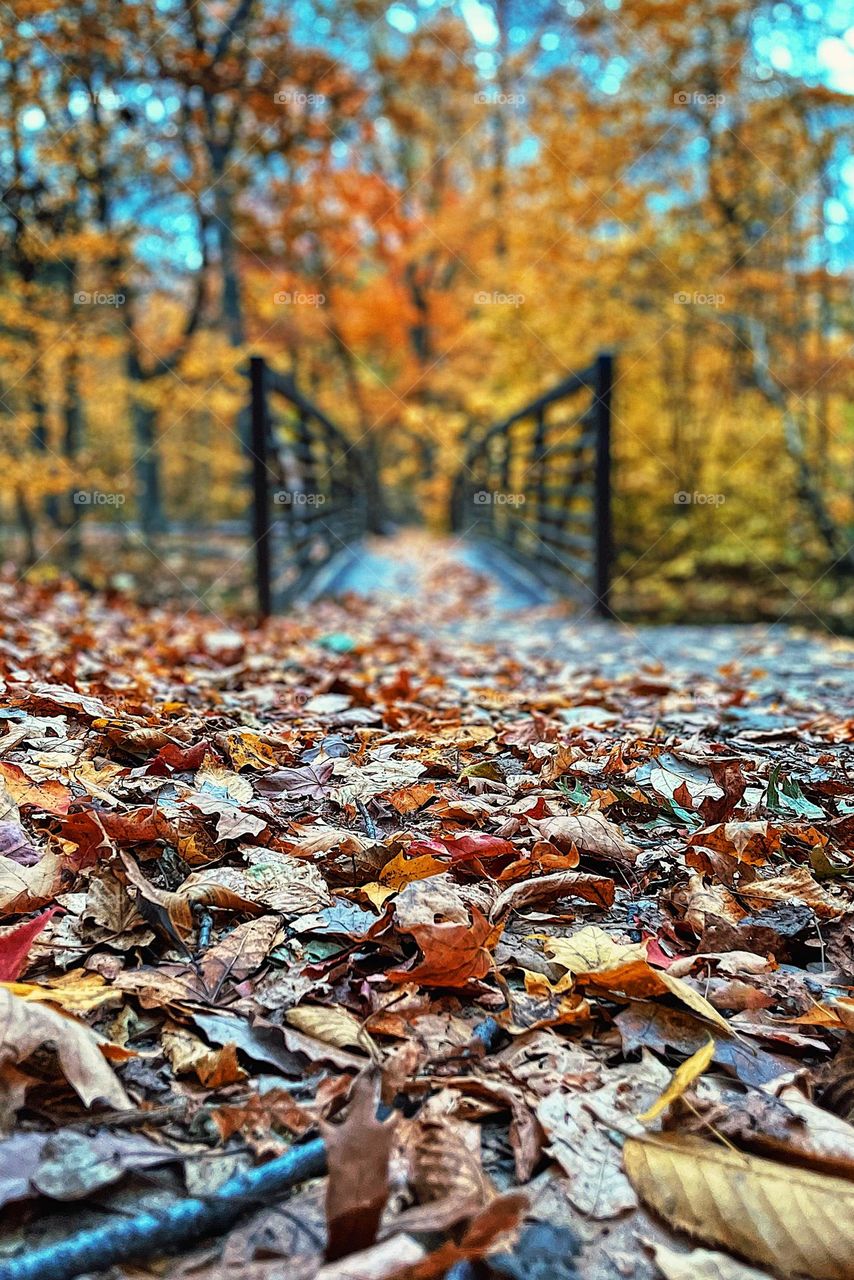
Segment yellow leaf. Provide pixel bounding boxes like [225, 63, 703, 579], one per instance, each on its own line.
[362, 852, 447, 906]
[657, 971, 733, 1036]
[637, 1038, 714, 1123]
[1, 970, 116, 1012]
[225, 732, 279, 770]
[542, 925, 648, 974]
[541, 927, 732, 1034]
[624, 1133, 854, 1279]
[285, 1005, 375, 1055]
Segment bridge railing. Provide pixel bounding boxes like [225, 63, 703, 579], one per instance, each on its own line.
[248, 355, 369, 615]
[451, 352, 614, 616]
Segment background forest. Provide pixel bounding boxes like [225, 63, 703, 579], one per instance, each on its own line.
[1, 0, 852, 623]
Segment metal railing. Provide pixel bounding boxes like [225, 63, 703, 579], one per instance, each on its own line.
[451, 352, 614, 616]
[248, 355, 370, 614]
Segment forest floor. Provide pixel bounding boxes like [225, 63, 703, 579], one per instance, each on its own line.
[1, 532, 854, 1280]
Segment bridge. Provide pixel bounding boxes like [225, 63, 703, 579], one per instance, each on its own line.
[246, 352, 614, 619]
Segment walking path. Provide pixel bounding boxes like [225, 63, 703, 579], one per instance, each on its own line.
[309, 530, 854, 713]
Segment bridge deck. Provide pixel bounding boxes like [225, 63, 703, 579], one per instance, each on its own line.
[300, 531, 852, 697]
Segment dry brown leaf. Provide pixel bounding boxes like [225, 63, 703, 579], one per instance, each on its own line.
[0, 851, 64, 913]
[320, 1070, 396, 1261]
[537, 1054, 670, 1218]
[200, 915, 283, 989]
[212, 1089, 314, 1144]
[315, 1235, 425, 1280]
[624, 1133, 854, 1279]
[407, 1116, 491, 1213]
[530, 813, 640, 863]
[162, 1022, 247, 1087]
[388, 907, 503, 988]
[385, 783, 437, 814]
[738, 867, 845, 919]
[0, 763, 71, 815]
[489, 869, 615, 920]
[120, 852, 264, 939]
[688, 822, 782, 866]
[0, 987, 131, 1110]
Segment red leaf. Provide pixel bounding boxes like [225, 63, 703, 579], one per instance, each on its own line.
[408, 834, 516, 863]
[0, 909, 57, 981]
[146, 741, 211, 775]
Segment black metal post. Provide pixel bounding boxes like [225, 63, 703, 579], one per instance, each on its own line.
[593, 352, 613, 618]
[249, 355, 272, 619]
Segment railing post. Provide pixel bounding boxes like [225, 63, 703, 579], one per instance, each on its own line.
[532, 406, 547, 539]
[593, 352, 613, 618]
[249, 355, 272, 619]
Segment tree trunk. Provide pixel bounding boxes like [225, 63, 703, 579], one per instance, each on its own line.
[213, 180, 244, 348]
[62, 344, 84, 565]
[745, 318, 854, 575]
[132, 400, 167, 535]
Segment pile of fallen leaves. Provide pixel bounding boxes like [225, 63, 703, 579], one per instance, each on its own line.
[1, 559, 853, 1280]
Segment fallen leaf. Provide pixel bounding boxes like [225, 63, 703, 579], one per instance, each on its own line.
[638, 1038, 715, 1122]
[0, 909, 57, 980]
[542, 927, 733, 1034]
[388, 906, 503, 988]
[530, 813, 640, 862]
[320, 1071, 396, 1260]
[286, 1006, 375, 1055]
[200, 915, 283, 990]
[385, 783, 437, 814]
[646, 1240, 773, 1280]
[490, 869, 615, 920]
[0, 987, 131, 1110]
[0, 763, 71, 815]
[624, 1133, 854, 1279]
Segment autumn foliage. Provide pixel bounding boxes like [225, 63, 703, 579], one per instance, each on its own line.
[0, 0, 852, 621]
